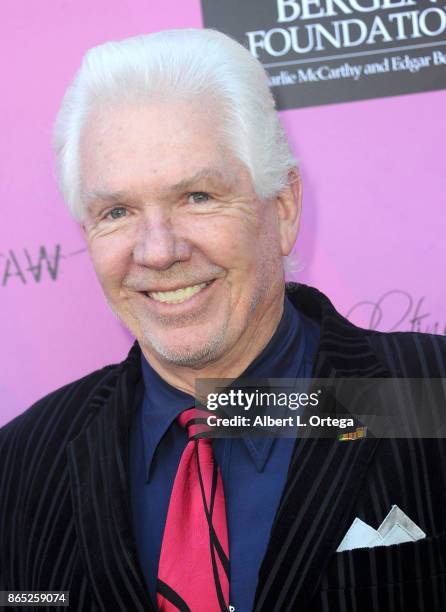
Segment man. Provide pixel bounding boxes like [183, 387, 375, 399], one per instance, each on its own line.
[1, 29, 445, 612]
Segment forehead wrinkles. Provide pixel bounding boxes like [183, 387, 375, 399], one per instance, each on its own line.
[81, 98, 221, 153]
[83, 173, 222, 216]
[80, 100, 256, 210]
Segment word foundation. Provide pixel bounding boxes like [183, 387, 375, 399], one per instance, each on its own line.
[247, 8, 446, 57]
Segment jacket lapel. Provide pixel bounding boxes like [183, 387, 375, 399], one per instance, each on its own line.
[253, 284, 391, 612]
[67, 343, 154, 611]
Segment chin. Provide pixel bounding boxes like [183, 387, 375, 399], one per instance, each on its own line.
[140, 326, 227, 368]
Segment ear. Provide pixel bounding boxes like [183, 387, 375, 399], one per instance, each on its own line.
[79, 222, 89, 241]
[274, 168, 302, 256]
[79, 221, 91, 250]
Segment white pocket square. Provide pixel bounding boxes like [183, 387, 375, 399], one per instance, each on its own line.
[337, 505, 426, 552]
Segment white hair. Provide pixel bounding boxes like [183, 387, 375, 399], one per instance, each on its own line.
[53, 28, 297, 222]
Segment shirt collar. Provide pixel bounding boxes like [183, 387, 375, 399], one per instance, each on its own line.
[140, 294, 308, 478]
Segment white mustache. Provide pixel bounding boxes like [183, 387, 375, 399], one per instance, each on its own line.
[123, 264, 225, 292]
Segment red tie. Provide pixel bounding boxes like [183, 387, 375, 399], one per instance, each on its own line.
[157, 408, 230, 612]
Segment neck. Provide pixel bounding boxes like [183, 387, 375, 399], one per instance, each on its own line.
[141, 287, 285, 397]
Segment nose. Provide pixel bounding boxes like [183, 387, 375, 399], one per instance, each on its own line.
[132, 209, 191, 270]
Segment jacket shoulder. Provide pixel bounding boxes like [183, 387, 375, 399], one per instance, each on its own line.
[367, 329, 446, 377]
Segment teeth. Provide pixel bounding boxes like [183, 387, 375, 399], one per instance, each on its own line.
[148, 282, 208, 304]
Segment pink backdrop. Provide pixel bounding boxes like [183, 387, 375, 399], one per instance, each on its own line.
[1, 1, 445, 426]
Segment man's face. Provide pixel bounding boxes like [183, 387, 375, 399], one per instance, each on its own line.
[80, 100, 297, 370]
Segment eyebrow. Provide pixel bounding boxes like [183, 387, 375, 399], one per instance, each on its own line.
[168, 168, 229, 192]
[84, 167, 230, 209]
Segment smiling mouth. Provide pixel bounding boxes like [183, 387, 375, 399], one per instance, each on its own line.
[145, 281, 214, 304]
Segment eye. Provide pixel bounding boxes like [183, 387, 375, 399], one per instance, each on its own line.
[187, 192, 211, 204]
[105, 206, 128, 220]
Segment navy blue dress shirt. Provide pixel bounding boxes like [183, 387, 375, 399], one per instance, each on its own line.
[129, 295, 320, 611]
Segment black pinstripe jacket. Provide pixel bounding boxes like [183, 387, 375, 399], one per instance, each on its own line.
[1, 284, 446, 612]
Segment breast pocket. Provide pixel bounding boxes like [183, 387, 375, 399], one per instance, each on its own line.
[313, 533, 446, 612]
